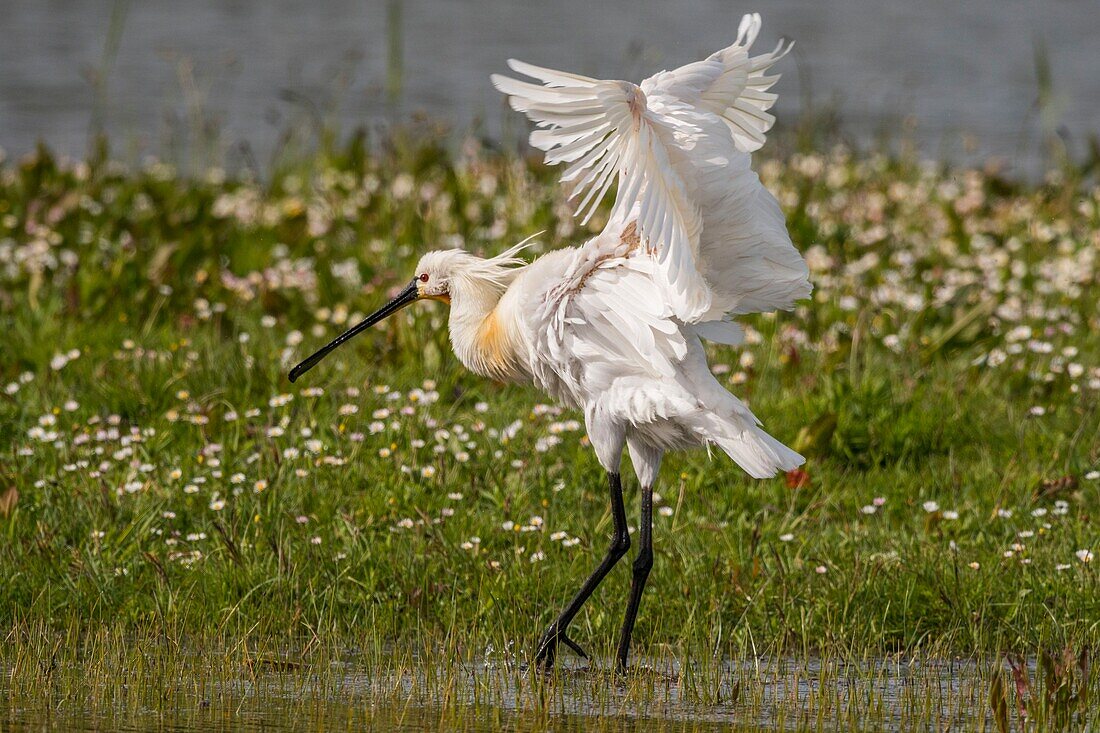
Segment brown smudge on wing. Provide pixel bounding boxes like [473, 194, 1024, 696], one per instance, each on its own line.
[570, 220, 646, 295]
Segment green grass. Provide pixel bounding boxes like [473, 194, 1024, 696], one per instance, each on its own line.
[0, 136, 1098, 729]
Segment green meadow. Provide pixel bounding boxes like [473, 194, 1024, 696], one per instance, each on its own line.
[1, 134, 1098, 730]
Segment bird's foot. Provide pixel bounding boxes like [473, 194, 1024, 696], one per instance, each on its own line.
[534, 623, 589, 671]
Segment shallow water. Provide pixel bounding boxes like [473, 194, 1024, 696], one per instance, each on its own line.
[2, 654, 1016, 731]
[2, 0, 1098, 173]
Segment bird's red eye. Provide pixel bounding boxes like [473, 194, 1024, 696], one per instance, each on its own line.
[419, 273, 429, 283]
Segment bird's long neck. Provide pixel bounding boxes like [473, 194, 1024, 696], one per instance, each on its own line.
[448, 276, 526, 383]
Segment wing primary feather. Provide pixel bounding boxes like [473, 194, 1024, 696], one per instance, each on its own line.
[506, 58, 600, 86]
[490, 74, 593, 101]
[576, 152, 622, 224]
[566, 136, 619, 195]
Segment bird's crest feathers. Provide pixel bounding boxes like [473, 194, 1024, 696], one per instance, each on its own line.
[416, 232, 540, 291]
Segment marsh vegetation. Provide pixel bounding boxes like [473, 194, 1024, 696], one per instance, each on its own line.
[1, 132, 1097, 729]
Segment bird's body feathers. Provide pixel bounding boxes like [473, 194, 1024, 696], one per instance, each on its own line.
[448, 208, 803, 481]
[450, 13, 810, 482]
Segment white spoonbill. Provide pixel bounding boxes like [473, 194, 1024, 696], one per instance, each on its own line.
[289, 12, 810, 672]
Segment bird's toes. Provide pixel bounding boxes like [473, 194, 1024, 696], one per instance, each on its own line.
[534, 627, 555, 662]
[534, 641, 557, 671]
[559, 632, 589, 660]
[534, 624, 588, 671]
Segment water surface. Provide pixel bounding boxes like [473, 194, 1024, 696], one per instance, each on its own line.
[2, 0, 1098, 173]
[3, 654, 1014, 731]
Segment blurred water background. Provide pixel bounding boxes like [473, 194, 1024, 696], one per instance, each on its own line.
[1, 0, 1097, 175]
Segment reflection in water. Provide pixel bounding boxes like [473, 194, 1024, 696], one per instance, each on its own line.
[0, 0, 1097, 174]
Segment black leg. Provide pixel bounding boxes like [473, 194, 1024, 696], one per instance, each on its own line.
[535, 471, 630, 670]
[616, 483, 653, 672]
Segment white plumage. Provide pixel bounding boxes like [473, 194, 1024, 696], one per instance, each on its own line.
[484, 11, 811, 480]
[290, 12, 811, 671]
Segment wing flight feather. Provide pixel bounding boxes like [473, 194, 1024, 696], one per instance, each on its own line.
[492, 61, 711, 319]
[492, 12, 809, 329]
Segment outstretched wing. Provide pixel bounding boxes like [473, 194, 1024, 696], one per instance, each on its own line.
[642, 13, 791, 153]
[492, 13, 808, 324]
[492, 61, 710, 319]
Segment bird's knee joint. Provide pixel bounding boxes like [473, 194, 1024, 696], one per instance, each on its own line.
[633, 550, 653, 576]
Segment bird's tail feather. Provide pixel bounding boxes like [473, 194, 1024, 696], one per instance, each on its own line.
[711, 424, 803, 479]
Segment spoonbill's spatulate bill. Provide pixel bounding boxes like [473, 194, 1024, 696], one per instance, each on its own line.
[290, 12, 811, 672]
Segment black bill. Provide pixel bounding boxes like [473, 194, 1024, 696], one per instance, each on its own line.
[288, 279, 419, 382]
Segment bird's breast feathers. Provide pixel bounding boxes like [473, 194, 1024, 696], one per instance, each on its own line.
[453, 303, 528, 384]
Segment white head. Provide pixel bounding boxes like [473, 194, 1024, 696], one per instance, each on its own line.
[412, 245, 529, 304]
[288, 240, 531, 382]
